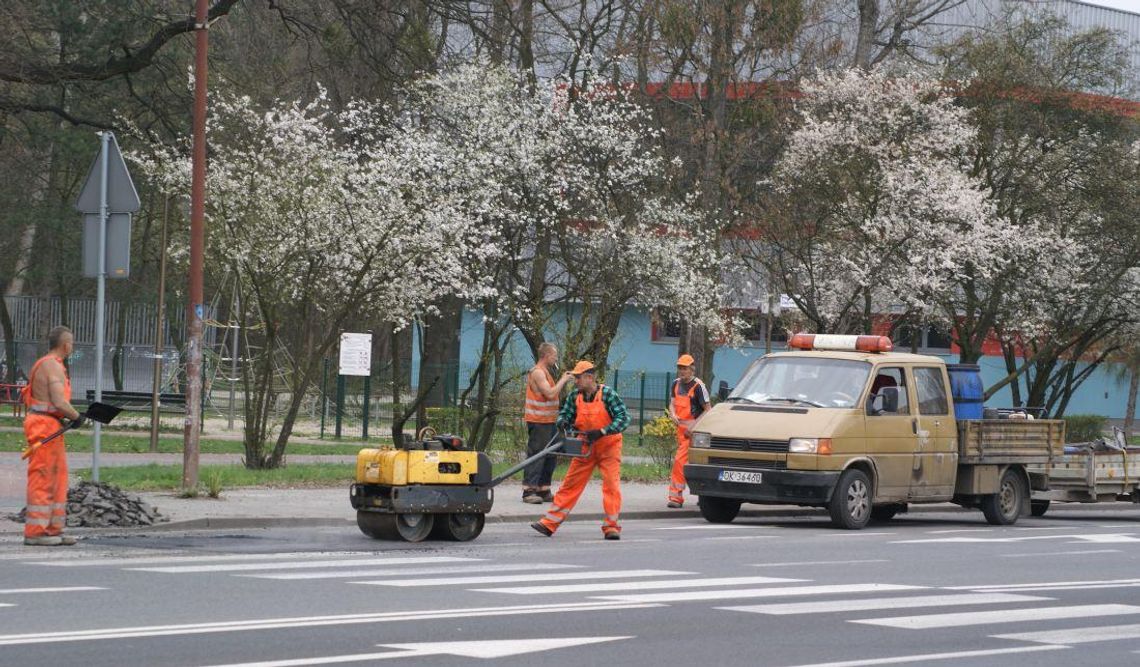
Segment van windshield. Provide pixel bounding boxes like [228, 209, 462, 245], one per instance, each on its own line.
[729, 356, 871, 409]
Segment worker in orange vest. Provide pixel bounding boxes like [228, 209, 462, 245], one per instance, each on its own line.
[22, 326, 84, 546]
[532, 360, 629, 540]
[522, 342, 573, 503]
[667, 354, 710, 508]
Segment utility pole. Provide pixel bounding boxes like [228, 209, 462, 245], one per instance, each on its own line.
[149, 197, 169, 453]
[92, 131, 110, 482]
[183, 0, 210, 491]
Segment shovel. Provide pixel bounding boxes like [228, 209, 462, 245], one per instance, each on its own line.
[20, 402, 123, 460]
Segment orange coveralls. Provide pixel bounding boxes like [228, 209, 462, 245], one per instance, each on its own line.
[667, 379, 704, 506]
[538, 387, 622, 537]
[22, 355, 70, 539]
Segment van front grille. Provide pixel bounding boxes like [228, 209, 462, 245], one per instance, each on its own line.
[709, 457, 787, 470]
[709, 437, 789, 453]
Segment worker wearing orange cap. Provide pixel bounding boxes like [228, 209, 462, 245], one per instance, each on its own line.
[532, 360, 629, 540]
[667, 354, 710, 508]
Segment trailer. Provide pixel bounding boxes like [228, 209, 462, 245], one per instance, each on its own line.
[1028, 428, 1140, 516]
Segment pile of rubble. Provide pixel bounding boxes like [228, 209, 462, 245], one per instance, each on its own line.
[6, 481, 168, 528]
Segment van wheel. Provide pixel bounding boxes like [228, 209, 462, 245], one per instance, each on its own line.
[982, 469, 1026, 525]
[698, 496, 741, 524]
[829, 469, 872, 530]
[1030, 500, 1050, 517]
[870, 503, 906, 522]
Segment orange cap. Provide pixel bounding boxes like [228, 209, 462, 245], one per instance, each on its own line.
[570, 360, 596, 376]
[676, 354, 695, 367]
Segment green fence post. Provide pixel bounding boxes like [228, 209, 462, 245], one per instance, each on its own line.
[362, 374, 371, 441]
[319, 357, 328, 439]
[335, 374, 345, 439]
[638, 371, 646, 447]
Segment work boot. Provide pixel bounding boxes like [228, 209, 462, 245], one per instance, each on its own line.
[530, 522, 553, 537]
[603, 531, 621, 541]
[539, 490, 554, 503]
[667, 500, 683, 509]
[522, 493, 542, 504]
[24, 536, 63, 546]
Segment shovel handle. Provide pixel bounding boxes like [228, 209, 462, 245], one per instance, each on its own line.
[19, 422, 74, 460]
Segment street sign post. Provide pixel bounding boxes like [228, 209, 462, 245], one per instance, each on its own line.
[75, 131, 140, 482]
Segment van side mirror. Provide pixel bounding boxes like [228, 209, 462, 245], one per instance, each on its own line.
[717, 380, 730, 401]
[867, 387, 899, 415]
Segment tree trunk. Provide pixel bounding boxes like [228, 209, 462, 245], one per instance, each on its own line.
[854, 0, 880, 69]
[0, 288, 16, 382]
[417, 295, 462, 410]
[1125, 366, 1138, 440]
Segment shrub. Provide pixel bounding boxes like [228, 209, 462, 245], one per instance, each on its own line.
[1063, 414, 1107, 443]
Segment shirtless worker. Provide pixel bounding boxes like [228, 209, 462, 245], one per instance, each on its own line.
[22, 326, 84, 546]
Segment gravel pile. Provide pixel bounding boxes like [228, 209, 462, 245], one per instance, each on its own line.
[6, 481, 169, 527]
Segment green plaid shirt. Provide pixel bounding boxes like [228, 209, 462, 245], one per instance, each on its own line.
[556, 384, 630, 436]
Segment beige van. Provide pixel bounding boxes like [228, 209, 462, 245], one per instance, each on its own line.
[684, 336, 1062, 529]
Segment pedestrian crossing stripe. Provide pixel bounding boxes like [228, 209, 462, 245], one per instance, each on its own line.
[852, 604, 1140, 629]
[354, 570, 693, 588]
[0, 587, 106, 594]
[26, 552, 378, 567]
[474, 576, 807, 596]
[595, 583, 926, 604]
[719, 592, 1052, 615]
[129, 556, 479, 574]
[242, 563, 584, 581]
[995, 622, 1140, 645]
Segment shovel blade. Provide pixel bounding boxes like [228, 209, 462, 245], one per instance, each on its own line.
[84, 401, 123, 424]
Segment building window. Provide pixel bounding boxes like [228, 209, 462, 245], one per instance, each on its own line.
[651, 308, 683, 342]
[895, 324, 952, 352]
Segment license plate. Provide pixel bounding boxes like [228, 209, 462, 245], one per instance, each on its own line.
[719, 470, 763, 484]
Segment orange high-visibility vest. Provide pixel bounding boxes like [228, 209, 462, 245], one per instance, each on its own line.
[574, 385, 622, 448]
[524, 365, 559, 424]
[672, 378, 705, 422]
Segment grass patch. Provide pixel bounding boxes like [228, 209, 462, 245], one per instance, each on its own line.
[73, 459, 669, 492]
[0, 430, 369, 456]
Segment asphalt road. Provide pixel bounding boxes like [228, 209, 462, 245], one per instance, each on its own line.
[2, 507, 1140, 667]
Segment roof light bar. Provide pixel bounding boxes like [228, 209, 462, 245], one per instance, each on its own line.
[787, 333, 894, 353]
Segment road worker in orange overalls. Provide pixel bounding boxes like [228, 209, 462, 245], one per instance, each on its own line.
[531, 361, 629, 540]
[666, 354, 710, 509]
[22, 326, 84, 546]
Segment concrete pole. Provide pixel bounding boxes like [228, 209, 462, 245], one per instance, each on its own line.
[92, 131, 110, 482]
[183, 0, 209, 490]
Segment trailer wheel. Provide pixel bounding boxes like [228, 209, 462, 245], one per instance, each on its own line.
[982, 469, 1026, 525]
[432, 513, 486, 542]
[829, 468, 872, 530]
[698, 496, 741, 524]
[1030, 500, 1050, 517]
[357, 511, 434, 542]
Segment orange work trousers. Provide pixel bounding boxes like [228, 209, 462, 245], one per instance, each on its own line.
[668, 427, 691, 505]
[24, 414, 68, 538]
[539, 439, 621, 536]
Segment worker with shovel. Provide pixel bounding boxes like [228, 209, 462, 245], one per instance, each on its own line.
[532, 361, 629, 540]
[21, 326, 84, 546]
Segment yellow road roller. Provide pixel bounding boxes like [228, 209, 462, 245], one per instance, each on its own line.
[349, 429, 584, 542]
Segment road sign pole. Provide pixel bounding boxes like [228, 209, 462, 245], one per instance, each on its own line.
[92, 131, 111, 482]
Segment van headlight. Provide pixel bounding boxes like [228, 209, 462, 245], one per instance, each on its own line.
[691, 432, 711, 448]
[789, 438, 832, 454]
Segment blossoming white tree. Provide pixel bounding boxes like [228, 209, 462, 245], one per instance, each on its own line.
[135, 90, 501, 467]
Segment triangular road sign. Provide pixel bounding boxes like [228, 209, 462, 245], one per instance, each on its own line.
[75, 132, 141, 214]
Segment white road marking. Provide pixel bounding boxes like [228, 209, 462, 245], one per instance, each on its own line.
[779, 645, 1067, 667]
[893, 533, 1140, 544]
[853, 604, 1140, 630]
[996, 623, 1140, 645]
[355, 569, 690, 587]
[595, 583, 925, 604]
[750, 560, 889, 568]
[924, 528, 992, 534]
[947, 577, 1140, 591]
[26, 552, 377, 567]
[572, 539, 663, 544]
[131, 556, 479, 573]
[653, 525, 742, 531]
[1001, 549, 1121, 558]
[243, 563, 583, 581]
[704, 535, 776, 541]
[0, 601, 661, 646]
[196, 636, 633, 667]
[817, 532, 895, 537]
[0, 604, 13, 608]
[474, 576, 806, 595]
[720, 592, 1051, 615]
[0, 587, 106, 594]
